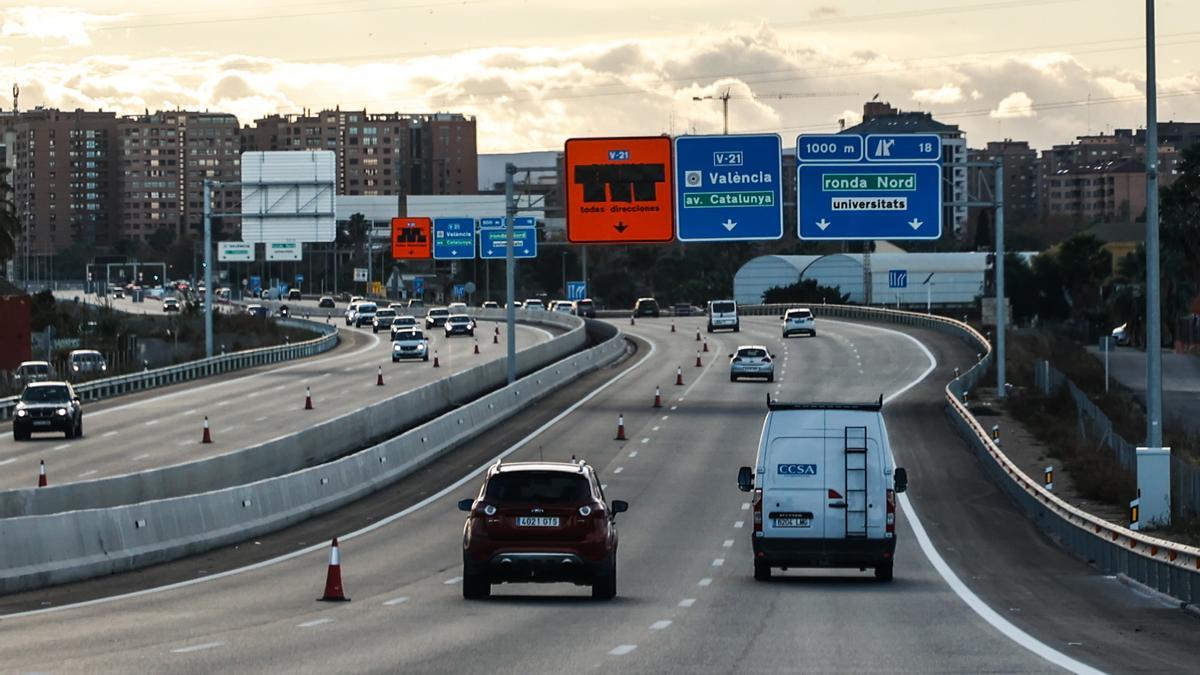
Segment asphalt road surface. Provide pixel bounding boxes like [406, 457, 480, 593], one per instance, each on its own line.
[0, 316, 1196, 673]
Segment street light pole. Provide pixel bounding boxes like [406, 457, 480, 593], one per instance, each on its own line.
[1145, 0, 1164, 448]
[203, 179, 213, 359]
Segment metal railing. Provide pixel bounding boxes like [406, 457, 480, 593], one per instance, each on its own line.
[1, 318, 339, 421]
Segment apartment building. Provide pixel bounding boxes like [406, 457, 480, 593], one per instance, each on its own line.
[243, 109, 478, 199]
[967, 140, 1040, 229]
[1044, 159, 1147, 222]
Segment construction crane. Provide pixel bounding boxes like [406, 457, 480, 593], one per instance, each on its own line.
[692, 89, 859, 134]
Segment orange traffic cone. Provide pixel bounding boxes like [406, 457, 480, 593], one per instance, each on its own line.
[675, 367, 684, 386]
[493, 332, 499, 344]
[318, 538, 350, 602]
[695, 330, 701, 342]
[653, 386, 662, 408]
[671, 322, 676, 333]
[695, 351, 703, 367]
[703, 340, 709, 353]
[304, 386, 314, 410]
[630, 315, 636, 325]
[474, 340, 480, 354]
[37, 459, 47, 488]
[201, 416, 213, 444]
[615, 414, 626, 441]
[376, 366, 385, 386]
[433, 351, 440, 368]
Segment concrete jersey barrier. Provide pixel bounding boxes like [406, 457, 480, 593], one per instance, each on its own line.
[0, 309, 584, 518]
[0, 320, 626, 595]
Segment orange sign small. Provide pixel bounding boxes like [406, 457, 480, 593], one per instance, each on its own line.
[391, 217, 432, 259]
[565, 136, 674, 244]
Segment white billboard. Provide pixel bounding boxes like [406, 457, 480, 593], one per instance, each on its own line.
[265, 242, 302, 261]
[218, 242, 255, 262]
[241, 151, 336, 243]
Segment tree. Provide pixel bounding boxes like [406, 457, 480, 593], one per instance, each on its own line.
[1054, 233, 1111, 320]
[147, 226, 176, 254]
[0, 166, 17, 271]
[762, 279, 849, 304]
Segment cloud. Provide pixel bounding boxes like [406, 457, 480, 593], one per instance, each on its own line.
[809, 6, 840, 19]
[990, 92, 1036, 119]
[1, 6, 130, 46]
[912, 85, 964, 105]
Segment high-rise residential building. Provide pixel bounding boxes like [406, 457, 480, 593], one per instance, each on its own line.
[242, 109, 478, 200]
[1043, 159, 1147, 222]
[967, 140, 1040, 232]
[842, 101, 970, 240]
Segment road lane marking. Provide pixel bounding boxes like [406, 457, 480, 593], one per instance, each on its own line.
[183, 409, 197, 415]
[670, 405, 678, 410]
[144, 420, 159, 426]
[639, 438, 648, 444]
[652, 426, 660, 432]
[178, 439, 192, 447]
[171, 642, 225, 654]
[133, 453, 151, 461]
[740, 502, 750, 510]
[443, 576, 462, 585]
[297, 618, 333, 628]
[660, 415, 668, 420]
[271, 385, 287, 392]
[255, 416, 269, 422]
[734, 520, 744, 528]
[628, 450, 638, 458]
[78, 470, 98, 478]
[53, 443, 69, 451]
[608, 645, 637, 656]
[722, 539, 734, 548]
[216, 400, 229, 407]
[712, 558, 725, 567]
[698, 578, 712, 587]
[0, 458, 16, 467]
[613, 467, 624, 474]
[0, 329, 658, 621]
[102, 431, 118, 438]
[649, 620, 672, 630]
[678, 598, 696, 608]
[383, 596, 409, 606]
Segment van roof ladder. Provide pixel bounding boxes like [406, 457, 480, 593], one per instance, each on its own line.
[844, 426, 869, 538]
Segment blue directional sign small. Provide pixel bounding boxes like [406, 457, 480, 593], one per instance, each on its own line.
[674, 134, 783, 242]
[480, 218, 537, 259]
[452, 284, 465, 298]
[566, 281, 586, 300]
[797, 133, 942, 241]
[433, 218, 476, 260]
[888, 269, 908, 289]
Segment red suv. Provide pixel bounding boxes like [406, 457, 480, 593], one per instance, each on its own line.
[458, 460, 629, 600]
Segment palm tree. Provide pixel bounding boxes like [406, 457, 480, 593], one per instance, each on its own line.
[0, 166, 18, 272]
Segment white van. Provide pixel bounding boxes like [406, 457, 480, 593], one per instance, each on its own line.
[737, 397, 908, 581]
[707, 299, 739, 332]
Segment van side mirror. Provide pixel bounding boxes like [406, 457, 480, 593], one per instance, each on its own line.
[457, 498, 474, 512]
[737, 466, 753, 492]
[779, 315, 785, 320]
[611, 500, 629, 515]
[894, 467, 908, 494]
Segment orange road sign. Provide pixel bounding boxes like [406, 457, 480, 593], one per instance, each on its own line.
[392, 217, 432, 259]
[565, 136, 674, 244]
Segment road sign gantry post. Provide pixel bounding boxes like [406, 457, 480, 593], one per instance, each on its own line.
[503, 163, 557, 384]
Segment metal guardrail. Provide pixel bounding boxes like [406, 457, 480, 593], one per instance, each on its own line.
[754, 302, 1200, 605]
[0, 318, 339, 422]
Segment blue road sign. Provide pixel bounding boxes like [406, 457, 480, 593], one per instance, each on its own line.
[796, 134, 864, 163]
[294, 273, 304, 284]
[673, 134, 783, 242]
[566, 281, 586, 300]
[413, 277, 424, 296]
[433, 218, 477, 260]
[480, 221, 537, 259]
[888, 269, 908, 289]
[797, 133, 942, 241]
[452, 284, 465, 298]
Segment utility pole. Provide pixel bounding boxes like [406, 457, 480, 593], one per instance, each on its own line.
[203, 179, 213, 358]
[1145, 0, 1163, 449]
[995, 163, 1006, 400]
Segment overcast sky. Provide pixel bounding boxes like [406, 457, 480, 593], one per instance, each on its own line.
[2, 0, 1198, 153]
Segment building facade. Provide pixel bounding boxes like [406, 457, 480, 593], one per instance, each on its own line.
[967, 139, 1040, 233]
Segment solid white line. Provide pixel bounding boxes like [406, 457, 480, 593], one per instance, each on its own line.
[101, 431, 118, 438]
[171, 641, 224, 654]
[678, 598, 696, 608]
[443, 576, 463, 585]
[722, 539, 734, 548]
[383, 596, 409, 606]
[132, 453, 151, 461]
[297, 617, 333, 628]
[52, 443, 69, 451]
[734, 520, 744, 528]
[613, 467, 624, 474]
[649, 620, 672, 631]
[697, 578, 712, 587]
[833, 319, 1103, 675]
[711, 558, 724, 567]
[608, 645, 637, 656]
[144, 420, 159, 426]
[0, 330, 659, 621]
[78, 470, 98, 478]
[0, 458, 15, 467]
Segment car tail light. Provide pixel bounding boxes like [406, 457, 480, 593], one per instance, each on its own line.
[483, 504, 497, 516]
[752, 487, 763, 535]
[578, 505, 593, 517]
[885, 489, 896, 538]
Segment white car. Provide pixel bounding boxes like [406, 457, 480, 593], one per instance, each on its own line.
[1111, 323, 1130, 346]
[372, 308, 397, 333]
[522, 299, 546, 311]
[389, 315, 419, 340]
[782, 308, 816, 338]
[729, 345, 775, 382]
[444, 314, 475, 337]
[554, 301, 576, 315]
[447, 302, 468, 313]
[737, 397, 907, 581]
[707, 299, 739, 332]
[392, 329, 430, 362]
[345, 302, 361, 325]
[353, 302, 378, 328]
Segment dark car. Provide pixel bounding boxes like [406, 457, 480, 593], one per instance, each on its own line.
[673, 302, 693, 317]
[458, 461, 628, 600]
[634, 297, 660, 317]
[425, 307, 450, 328]
[12, 382, 84, 440]
[318, 296, 336, 308]
[288, 289, 302, 301]
[444, 314, 475, 337]
[575, 298, 596, 318]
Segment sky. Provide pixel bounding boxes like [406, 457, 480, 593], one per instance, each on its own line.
[2, 0, 1199, 153]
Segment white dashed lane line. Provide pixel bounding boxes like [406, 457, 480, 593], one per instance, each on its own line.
[651, 426, 660, 432]
[740, 502, 750, 511]
[734, 520, 744, 528]
[712, 558, 725, 567]
[144, 420, 159, 426]
[678, 598, 696, 608]
[443, 576, 463, 585]
[722, 539, 734, 548]
[255, 416, 269, 422]
[613, 467, 624, 474]
[609, 645, 637, 656]
[649, 620, 672, 631]
[383, 596, 409, 606]
[660, 416, 669, 421]
[132, 453, 151, 461]
[77, 470, 98, 478]
[628, 450, 639, 458]
[52, 443, 69, 451]
[698, 578, 712, 587]
[297, 618, 333, 628]
[101, 431, 118, 438]
[0, 458, 16, 467]
[639, 438, 649, 444]
[171, 642, 224, 654]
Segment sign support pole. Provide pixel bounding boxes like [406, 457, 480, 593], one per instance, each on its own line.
[203, 179, 214, 359]
[1145, 0, 1164, 449]
[995, 162, 1006, 400]
[505, 164, 517, 384]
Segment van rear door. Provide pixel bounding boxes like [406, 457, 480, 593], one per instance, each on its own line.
[763, 435, 827, 539]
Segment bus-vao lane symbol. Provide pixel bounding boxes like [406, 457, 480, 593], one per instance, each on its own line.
[684, 170, 702, 188]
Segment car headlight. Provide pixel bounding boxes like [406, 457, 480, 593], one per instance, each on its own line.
[15, 409, 27, 417]
[56, 408, 67, 416]
[72, 365, 80, 371]
[101, 364, 107, 371]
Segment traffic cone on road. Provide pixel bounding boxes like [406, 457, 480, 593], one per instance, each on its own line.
[474, 340, 480, 354]
[630, 315, 636, 326]
[318, 538, 350, 602]
[37, 460, 47, 488]
[201, 416, 213, 444]
[615, 414, 627, 441]
[675, 367, 684, 386]
[493, 332, 499, 344]
[433, 351, 440, 368]
[695, 351, 703, 367]
[695, 330, 701, 342]
[377, 366, 385, 386]
[304, 386, 314, 410]
[703, 340, 709, 353]
[671, 322, 676, 333]
[653, 386, 662, 408]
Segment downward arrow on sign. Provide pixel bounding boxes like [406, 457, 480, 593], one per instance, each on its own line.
[614, 222, 628, 233]
[721, 219, 737, 232]
[815, 218, 831, 231]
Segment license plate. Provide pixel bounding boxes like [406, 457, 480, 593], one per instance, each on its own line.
[773, 517, 810, 528]
[516, 516, 560, 527]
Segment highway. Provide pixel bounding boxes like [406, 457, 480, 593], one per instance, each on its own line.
[0, 309, 558, 491]
[0, 315, 1196, 673]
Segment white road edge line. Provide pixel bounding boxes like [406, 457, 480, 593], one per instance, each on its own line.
[0, 330, 660, 621]
[831, 318, 1104, 675]
[171, 641, 225, 654]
